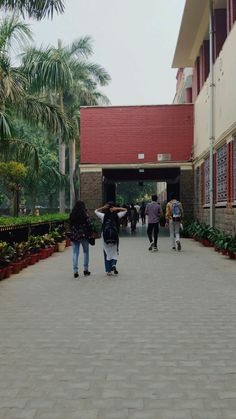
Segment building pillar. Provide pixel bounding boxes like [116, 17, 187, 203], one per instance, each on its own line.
[80, 168, 103, 212]
[180, 168, 194, 219]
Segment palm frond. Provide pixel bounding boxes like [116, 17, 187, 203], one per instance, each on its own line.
[0, 109, 13, 139]
[0, 15, 32, 52]
[0, 0, 65, 20]
[66, 36, 93, 59]
[0, 138, 39, 172]
[16, 95, 72, 139]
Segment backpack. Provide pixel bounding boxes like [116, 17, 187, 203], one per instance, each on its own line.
[102, 214, 119, 245]
[171, 201, 181, 220]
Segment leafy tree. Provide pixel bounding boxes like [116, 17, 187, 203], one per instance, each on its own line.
[22, 37, 110, 211]
[0, 161, 27, 215]
[0, 16, 70, 144]
[116, 182, 157, 204]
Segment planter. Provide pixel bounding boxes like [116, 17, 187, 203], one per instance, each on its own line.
[214, 244, 219, 252]
[58, 241, 66, 252]
[221, 249, 228, 256]
[29, 254, 38, 265]
[228, 251, 236, 260]
[0, 268, 5, 280]
[39, 248, 49, 259]
[3, 265, 12, 278]
[66, 239, 71, 247]
[202, 239, 211, 247]
[11, 261, 22, 274]
[54, 243, 58, 252]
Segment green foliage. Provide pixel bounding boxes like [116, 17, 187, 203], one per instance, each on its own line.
[116, 182, 157, 204]
[0, 0, 65, 21]
[0, 212, 69, 226]
[0, 161, 27, 192]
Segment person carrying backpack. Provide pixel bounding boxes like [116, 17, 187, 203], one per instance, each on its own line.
[165, 193, 184, 251]
[95, 202, 127, 277]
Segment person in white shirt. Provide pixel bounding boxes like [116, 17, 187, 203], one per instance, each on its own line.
[95, 202, 127, 277]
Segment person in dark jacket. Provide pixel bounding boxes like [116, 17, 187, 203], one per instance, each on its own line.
[69, 200, 93, 278]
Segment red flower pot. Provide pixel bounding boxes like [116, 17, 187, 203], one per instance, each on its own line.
[221, 249, 227, 256]
[39, 249, 48, 259]
[3, 265, 12, 278]
[29, 254, 38, 265]
[11, 261, 22, 274]
[0, 269, 5, 280]
[54, 244, 58, 252]
[66, 239, 71, 247]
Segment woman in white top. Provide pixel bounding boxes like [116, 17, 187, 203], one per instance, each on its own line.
[95, 202, 127, 276]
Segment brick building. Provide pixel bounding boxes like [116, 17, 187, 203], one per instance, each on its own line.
[80, 104, 194, 217]
[173, 0, 236, 235]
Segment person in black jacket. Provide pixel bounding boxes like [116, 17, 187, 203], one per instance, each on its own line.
[69, 201, 93, 278]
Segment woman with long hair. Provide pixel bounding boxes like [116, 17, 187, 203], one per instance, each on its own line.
[95, 202, 127, 277]
[69, 200, 93, 278]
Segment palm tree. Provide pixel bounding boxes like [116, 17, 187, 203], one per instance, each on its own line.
[22, 37, 111, 211]
[0, 0, 65, 20]
[0, 16, 70, 143]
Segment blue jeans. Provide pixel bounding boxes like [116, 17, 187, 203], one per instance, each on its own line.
[72, 239, 89, 273]
[103, 251, 117, 273]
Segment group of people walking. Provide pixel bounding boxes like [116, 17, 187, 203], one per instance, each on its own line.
[69, 193, 183, 278]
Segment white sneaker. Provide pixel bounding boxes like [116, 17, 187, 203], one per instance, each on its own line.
[152, 246, 158, 252]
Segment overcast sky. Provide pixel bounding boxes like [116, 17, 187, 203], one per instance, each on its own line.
[27, 0, 185, 106]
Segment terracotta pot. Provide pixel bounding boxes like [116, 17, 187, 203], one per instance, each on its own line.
[54, 244, 58, 252]
[58, 241, 66, 252]
[0, 269, 5, 280]
[29, 254, 38, 265]
[214, 245, 219, 252]
[221, 249, 227, 255]
[11, 261, 22, 274]
[66, 239, 71, 247]
[3, 265, 12, 278]
[228, 251, 236, 260]
[39, 249, 48, 259]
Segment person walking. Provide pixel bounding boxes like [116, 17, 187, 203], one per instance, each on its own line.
[140, 201, 146, 225]
[145, 194, 162, 252]
[129, 203, 138, 233]
[165, 192, 184, 251]
[95, 202, 127, 277]
[69, 200, 93, 278]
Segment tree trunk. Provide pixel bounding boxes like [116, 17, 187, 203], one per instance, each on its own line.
[59, 137, 65, 213]
[69, 139, 76, 210]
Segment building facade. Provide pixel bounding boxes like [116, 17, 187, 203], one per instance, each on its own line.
[79, 105, 194, 218]
[173, 0, 236, 235]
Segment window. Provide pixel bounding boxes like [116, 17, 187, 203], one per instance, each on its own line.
[234, 138, 236, 200]
[216, 144, 227, 203]
[195, 167, 200, 207]
[205, 157, 210, 204]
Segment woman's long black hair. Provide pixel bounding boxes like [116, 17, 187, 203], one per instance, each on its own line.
[69, 201, 87, 226]
[102, 202, 120, 232]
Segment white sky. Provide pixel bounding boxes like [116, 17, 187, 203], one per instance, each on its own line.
[27, 0, 185, 106]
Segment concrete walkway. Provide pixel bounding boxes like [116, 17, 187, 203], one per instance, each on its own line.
[0, 225, 236, 419]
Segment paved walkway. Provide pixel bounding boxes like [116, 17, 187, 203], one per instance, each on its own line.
[0, 225, 236, 419]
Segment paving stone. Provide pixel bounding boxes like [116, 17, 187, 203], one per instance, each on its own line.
[0, 230, 236, 418]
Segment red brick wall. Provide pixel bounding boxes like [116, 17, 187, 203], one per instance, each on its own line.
[80, 105, 193, 164]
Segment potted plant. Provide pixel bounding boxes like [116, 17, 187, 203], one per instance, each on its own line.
[52, 225, 66, 252]
[0, 242, 14, 279]
[225, 236, 236, 259]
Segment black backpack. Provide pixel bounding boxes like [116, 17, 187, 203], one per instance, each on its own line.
[102, 213, 119, 245]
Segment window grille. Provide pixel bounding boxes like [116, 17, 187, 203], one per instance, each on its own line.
[234, 138, 236, 200]
[205, 157, 210, 204]
[195, 167, 200, 206]
[216, 144, 227, 203]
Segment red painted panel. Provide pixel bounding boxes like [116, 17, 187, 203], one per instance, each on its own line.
[80, 105, 193, 164]
[214, 9, 227, 60]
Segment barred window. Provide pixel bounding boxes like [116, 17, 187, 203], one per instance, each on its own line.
[195, 167, 200, 206]
[205, 157, 210, 204]
[234, 138, 236, 200]
[216, 144, 227, 203]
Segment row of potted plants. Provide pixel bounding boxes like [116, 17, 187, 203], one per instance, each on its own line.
[0, 227, 71, 280]
[182, 220, 236, 259]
